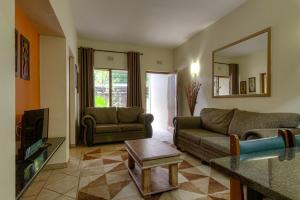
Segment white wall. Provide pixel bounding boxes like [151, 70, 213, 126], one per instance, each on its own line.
[0, 0, 15, 198]
[94, 51, 127, 70]
[174, 0, 300, 115]
[78, 39, 174, 108]
[40, 36, 69, 164]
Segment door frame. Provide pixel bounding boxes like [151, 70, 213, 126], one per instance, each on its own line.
[145, 71, 178, 129]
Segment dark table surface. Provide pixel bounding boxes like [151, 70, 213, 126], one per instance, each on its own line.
[16, 137, 65, 199]
[211, 147, 300, 200]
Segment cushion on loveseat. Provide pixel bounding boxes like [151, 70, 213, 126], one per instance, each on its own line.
[117, 107, 143, 123]
[95, 124, 121, 133]
[119, 123, 144, 131]
[200, 108, 235, 135]
[201, 136, 230, 154]
[228, 109, 300, 137]
[86, 107, 118, 124]
[178, 129, 225, 145]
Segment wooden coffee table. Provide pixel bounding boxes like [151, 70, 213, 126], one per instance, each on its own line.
[125, 138, 182, 197]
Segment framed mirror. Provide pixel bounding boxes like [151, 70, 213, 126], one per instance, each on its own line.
[212, 28, 271, 98]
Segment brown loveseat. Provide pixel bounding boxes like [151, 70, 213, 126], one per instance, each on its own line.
[173, 108, 300, 162]
[82, 107, 154, 146]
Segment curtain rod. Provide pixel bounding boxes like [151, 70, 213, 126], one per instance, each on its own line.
[93, 49, 144, 55]
[214, 62, 229, 65]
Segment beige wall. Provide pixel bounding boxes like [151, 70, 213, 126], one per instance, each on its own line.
[0, 0, 15, 198]
[174, 0, 300, 115]
[78, 39, 174, 108]
[177, 67, 192, 116]
[235, 50, 267, 94]
[40, 36, 69, 164]
[49, 0, 78, 60]
[48, 0, 78, 147]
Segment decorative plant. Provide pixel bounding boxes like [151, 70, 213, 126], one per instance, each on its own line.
[185, 80, 201, 116]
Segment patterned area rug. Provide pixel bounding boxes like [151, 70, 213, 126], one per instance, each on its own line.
[77, 141, 229, 200]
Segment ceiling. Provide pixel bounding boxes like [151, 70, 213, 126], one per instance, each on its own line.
[71, 0, 247, 49]
[215, 32, 268, 58]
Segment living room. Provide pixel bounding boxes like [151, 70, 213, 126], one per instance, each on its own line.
[1, 0, 300, 200]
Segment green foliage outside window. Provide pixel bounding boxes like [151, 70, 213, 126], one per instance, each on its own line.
[94, 69, 127, 107]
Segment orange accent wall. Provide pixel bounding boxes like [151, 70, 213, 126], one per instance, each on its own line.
[15, 5, 40, 123]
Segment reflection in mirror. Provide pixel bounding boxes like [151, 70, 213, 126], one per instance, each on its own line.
[213, 28, 270, 97]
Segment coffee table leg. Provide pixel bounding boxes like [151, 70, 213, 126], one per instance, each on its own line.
[169, 164, 178, 186]
[142, 168, 151, 193]
[128, 154, 135, 169]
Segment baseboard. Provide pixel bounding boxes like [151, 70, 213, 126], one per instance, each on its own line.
[45, 162, 68, 170]
[70, 144, 77, 148]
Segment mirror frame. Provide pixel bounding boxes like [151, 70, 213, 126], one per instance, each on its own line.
[212, 27, 271, 98]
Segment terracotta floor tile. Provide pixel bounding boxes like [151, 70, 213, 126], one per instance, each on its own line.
[45, 173, 79, 194]
[56, 195, 76, 200]
[36, 189, 61, 200]
[22, 180, 45, 197]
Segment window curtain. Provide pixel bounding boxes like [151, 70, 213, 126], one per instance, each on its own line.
[127, 52, 142, 107]
[78, 47, 94, 121]
[229, 63, 239, 95]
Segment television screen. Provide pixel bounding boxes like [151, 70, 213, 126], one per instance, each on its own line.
[21, 108, 49, 160]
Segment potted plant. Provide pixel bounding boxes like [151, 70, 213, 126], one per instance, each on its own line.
[185, 80, 201, 116]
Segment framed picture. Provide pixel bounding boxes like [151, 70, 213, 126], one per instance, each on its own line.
[249, 77, 256, 93]
[240, 81, 247, 94]
[20, 34, 30, 80]
[15, 29, 18, 77]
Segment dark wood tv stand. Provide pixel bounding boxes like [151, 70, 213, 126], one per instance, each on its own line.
[16, 137, 65, 199]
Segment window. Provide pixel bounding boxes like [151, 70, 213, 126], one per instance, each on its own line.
[94, 69, 127, 107]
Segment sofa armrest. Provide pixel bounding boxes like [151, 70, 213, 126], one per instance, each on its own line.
[173, 116, 201, 146]
[241, 128, 300, 140]
[81, 114, 96, 146]
[173, 116, 202, 129]
[138, 113, 154, 138]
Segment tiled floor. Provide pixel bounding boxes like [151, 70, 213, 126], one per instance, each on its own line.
[21, 130, 229, 200]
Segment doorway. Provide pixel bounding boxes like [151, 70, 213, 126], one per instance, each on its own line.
[146, 72, 177, 133]
[214, 76, 230, 96]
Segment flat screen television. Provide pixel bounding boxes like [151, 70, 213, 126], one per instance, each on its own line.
[21, 108, 49, 160]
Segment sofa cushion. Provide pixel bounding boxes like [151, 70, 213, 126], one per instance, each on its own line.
[119, 123, 144, 131]
[201, 136, 230, 154]
[86, 107, 118, 124]
[178, 129, 225, 145]
[95, 124, 121, 133]
[228, 109, 300, 137]
[200, 108, 235, 135]
[117, 107, 143, 123]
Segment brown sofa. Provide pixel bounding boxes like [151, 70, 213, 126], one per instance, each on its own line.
[81, 107, 154, 146]
[173, 108, 300, 162]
